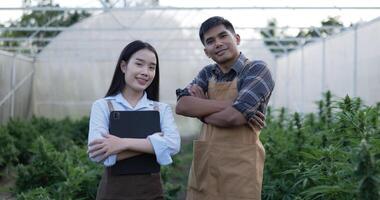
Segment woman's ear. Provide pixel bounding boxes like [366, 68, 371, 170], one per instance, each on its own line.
[120, 60, 127, 73]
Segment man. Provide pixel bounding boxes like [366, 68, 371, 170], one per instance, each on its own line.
[176, 16, 275, 200]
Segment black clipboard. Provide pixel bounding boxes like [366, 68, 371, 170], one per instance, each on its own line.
[109, 110, 161, 175]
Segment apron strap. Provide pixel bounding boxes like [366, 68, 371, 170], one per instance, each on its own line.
[106, 100, 114, 112]
[153, 102, 159, 111]
[244, 58, 250, 66]
[241, 58, 251, 74]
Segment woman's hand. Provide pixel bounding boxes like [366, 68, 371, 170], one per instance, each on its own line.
[88, 133, 128, 161]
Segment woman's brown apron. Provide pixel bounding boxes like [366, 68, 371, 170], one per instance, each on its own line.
[96, 168, 163, 200]
[96, 100, 164, 200]
[186, 78, 265, 200]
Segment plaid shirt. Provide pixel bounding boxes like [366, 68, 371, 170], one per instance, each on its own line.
[176, 53, 275, 121]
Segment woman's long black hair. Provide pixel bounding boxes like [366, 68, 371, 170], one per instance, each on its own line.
[105, 40, 159, 101]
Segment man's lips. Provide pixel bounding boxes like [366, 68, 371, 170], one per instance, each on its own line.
[215, 49, 227, 56]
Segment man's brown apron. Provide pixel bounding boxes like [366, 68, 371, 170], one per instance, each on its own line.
[186, 78, 265, 200]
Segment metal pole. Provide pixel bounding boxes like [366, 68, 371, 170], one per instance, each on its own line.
[0, 26, 345, 31]
[286, 50, 290, 109]
[301, 44, 305, 113]
[10, 54, 17, 118]
[1, 6, 380, 11]
[322, 38, 326, 94]
[353, 25, 358, 97]
[272, 59, 278, 108]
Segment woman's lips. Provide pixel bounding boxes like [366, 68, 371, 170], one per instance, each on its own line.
[136, 77, 148, 85]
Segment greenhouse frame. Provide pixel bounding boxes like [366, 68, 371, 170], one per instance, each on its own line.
[1, 3, 380, 123]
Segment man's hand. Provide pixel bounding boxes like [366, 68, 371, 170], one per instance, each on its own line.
[188, 84, 210, 122]
[249, 111, 266, 129]
[188, 84, 207, 99]
[185, 84, 266, 129]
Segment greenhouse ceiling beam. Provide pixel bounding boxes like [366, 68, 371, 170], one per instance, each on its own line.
[1, 6, 380, 11]
[0, 25, 345, 32]
[261, 29, 288, 53]
[0, 37, 322, 43]
[26, 14, 67, 56]
[0, 48, 286, 58]
[0, 45, 298, 52]
[0, 49, 286, 59]
[98, 0, 119, 10]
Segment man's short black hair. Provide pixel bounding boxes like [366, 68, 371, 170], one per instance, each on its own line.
[199, 16, 236, 45]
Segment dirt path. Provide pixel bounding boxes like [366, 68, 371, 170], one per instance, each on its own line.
[0, 167, 15, 200]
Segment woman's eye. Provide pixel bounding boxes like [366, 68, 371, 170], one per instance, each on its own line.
[136, 62, 143, 66]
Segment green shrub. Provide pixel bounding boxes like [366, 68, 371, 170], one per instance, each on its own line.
[0, 125, 19, 170]
[16, 187, 52, 200]
[6, 119, 39, 164]
[3, 92, 379, 199]
[52, 145, 101, 200]
[68, 116, 89, 146]
[355, 139, 379, 200]
[15, 136, 102, 199]
[261, 92, 380, 199]
[30, 116, 89, 151]
[162, 141, 193, 199]
[15, 136, 66, 192]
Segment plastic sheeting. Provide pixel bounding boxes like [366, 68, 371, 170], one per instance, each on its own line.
[33, 10, 276, 121]
[272, 17, 380, 113]
[0, 51, 34, 124]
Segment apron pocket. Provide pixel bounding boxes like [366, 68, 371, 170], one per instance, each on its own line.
[213, 143, 261, 198]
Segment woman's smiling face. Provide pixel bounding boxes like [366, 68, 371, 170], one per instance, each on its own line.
[121, 48, 157, 93]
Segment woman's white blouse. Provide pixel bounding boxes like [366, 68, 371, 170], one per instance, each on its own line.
[88, 93, 181, 166]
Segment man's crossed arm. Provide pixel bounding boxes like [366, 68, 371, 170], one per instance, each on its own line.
[175, 85, 265, 128]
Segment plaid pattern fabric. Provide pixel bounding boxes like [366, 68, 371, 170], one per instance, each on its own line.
[176, 53, 275, 121]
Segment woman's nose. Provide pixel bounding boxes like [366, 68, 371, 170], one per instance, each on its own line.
[140, 66, 149, 76]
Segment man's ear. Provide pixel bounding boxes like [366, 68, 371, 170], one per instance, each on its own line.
[235, 34, 241, 45]
[204, 48, 211, 58]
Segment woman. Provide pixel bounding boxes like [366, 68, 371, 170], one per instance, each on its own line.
[87, 40, 181, 200]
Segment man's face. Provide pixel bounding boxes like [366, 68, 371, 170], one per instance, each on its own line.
[203, 25, 240, 67]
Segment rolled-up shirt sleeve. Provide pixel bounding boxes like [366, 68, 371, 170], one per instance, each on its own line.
[88, 100, 117, 167]
[148, 104, 181, 165]
[232, 62, 275, 121]
[176, 66, 210, 101]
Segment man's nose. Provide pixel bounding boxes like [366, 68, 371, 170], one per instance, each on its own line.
[215, 39, 223, 48]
